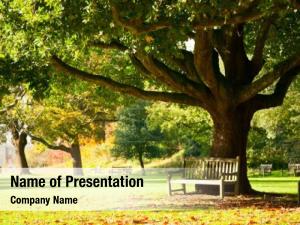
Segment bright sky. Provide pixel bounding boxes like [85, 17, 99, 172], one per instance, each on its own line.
[185, 39, 195, 51]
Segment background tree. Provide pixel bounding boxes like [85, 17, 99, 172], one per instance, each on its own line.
[248, 79, 300, 168]
[0, 86, 31, 173]
[112, 101, 169, 173]
[0, 45, 51, 173]
[1, 0, 300, 193]
[22, 76, 118, 174]
[147, 103, 212, 157]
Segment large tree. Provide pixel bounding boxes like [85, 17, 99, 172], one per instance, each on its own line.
[2, 0, 300, 193]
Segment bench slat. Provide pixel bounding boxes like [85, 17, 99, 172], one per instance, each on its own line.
[170, 179, 237, 185]
[170, 179, 221, 185]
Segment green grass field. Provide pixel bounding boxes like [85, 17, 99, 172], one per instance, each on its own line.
[250, 176, 300, 194]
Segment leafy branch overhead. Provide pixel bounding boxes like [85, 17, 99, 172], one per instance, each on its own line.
[49, 0, 300, 116]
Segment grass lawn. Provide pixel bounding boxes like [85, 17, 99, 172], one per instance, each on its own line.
[250, 177, 300, 194]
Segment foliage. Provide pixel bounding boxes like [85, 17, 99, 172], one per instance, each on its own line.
[1, 0, 299, 108]
[112, 101, 172, 166]
[147, 103, 212, 157]
[247, 80, 300, 168]
[24, 76, 117, 145]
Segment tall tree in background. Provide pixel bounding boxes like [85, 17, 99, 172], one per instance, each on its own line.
[1, 0, 300, 193]
[112, 101, 166, 174]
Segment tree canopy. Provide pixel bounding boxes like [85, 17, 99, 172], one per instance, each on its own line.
[1, 0, 299, 108]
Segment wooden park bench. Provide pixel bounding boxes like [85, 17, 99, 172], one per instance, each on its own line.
[110, 166, 132, 175]
[288, 163, 300, 176]
[167, 156, 239, 199]
[259, 164, 272, 176]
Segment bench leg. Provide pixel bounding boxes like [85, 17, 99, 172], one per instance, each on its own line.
[234, 182, 239, 195]
[168, 176, 172, 196]
[195, 184, 201, 193]
[298, 181, 300, 205]
[220, 180, 224, 199]
[182, 184, 186, 194]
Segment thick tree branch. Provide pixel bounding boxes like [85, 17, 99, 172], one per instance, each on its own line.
[194, 30, 217, 89]
[111, 5, 170, 35]
[251, 15, 277, 76]
[194, 30, 227, 98]
[90, 40, 128, 51]
[134, 53, 207, 99]
[251, 66, 300, 110]
[111, 2, 284, 36]
[164, 50, 202, 83]
[181, 50, 202, 83]
[90, 40, 207, 100]
[30, 134, 70, 153]
[129, 54, 151, 76]
[90, 41, 203, 94]
[236, 0, 261, 13]
[221, 25, 251, 85]
[51, 56, 204, 107]
[194, 5, 283, 29]
[238, 53, 300, 103]
[289, 0, 300, 9]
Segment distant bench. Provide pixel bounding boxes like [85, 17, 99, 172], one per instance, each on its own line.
[288, 163, 300, 176]
[111, 166, 132, 175]
[259, 164, 272, 176]
[167, 156, 240, 199]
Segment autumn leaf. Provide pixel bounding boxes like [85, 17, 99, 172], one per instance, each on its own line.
[145, 35, 154, 43]
[190, 216, 198, 221]
[162, 220, 169, 225]
[132, 217, 149, 224]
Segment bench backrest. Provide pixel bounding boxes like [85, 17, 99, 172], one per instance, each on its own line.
[110, 166, 132, 175]
[260, 164, 272, 171]
[288, 163, 300, 171]
[183, 156, 239, 181]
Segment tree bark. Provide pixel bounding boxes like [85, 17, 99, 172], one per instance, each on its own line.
[70, 141, 83, 175]
[210, 106, 253, 194]
[138, 151, 145, 175]
[15, 132, 30, 174]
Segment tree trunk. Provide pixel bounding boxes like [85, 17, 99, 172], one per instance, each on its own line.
[15, 132, 30, 174]
[138, 151, 145, 175]
[70, 141, 83, 175]
[210, 106, 253, 194]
